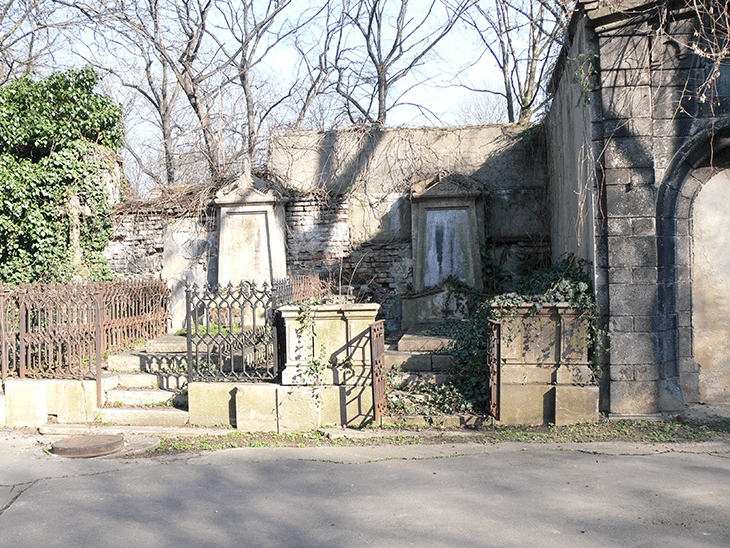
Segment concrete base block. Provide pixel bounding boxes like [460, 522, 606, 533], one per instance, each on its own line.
[610, 380, 658, 415]
[499, 384, 555, 426]
[235, 384, 278, 432]
[188, 382, 238, 426]
[4, 378, 100, 427]
[555, 385, 599, 426]
[321, 385, 374, 427]
[0, 394, 5, 426]
[277, 386, 320, 433]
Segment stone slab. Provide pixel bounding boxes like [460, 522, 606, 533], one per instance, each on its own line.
[114, 373, 159, 389]
[555, 385, 600, 426]
[106, 389, 175, 407]
[106, 352, 143, 372]
[235, 384, 278, 432]
[99, 407, 189, 427]
[277, 386, 320, 433]
[385, 350, 432, 371]
[397, 334, 455, 353]
[146, 335, 187, 353]
[498, 384, 555, 426]
[0, 394, 5, 427]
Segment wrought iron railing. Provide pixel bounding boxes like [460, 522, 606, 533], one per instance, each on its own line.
[185, 275, 327, 383]
[0, 281, 169, 403]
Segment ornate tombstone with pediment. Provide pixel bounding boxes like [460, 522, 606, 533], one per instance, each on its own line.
[215, 173, 288, 287]
[403, 174, 485, 327]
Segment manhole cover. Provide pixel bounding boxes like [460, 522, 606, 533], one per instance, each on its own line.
[50, 435, 125, 458]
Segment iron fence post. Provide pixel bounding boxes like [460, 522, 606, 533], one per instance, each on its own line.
[94, 289, 103, 408]
[185, 284, 193, 385]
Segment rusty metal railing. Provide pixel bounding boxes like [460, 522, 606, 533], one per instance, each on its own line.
[0, 280, 169, 405]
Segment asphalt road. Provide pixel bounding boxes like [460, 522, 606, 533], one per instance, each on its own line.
[1, 431, 730, 548]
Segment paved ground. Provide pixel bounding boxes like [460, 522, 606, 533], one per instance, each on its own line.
[1, 419, 730, 548]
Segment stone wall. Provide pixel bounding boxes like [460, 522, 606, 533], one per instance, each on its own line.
[547, 2, 730, 415]
[104, 211, 218, 331]
[271, 126, 549, 323]
[109, 127, 550, 331]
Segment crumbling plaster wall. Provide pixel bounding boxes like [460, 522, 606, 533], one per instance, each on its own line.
[270, 126, 548, 305]
[104, 212, 217, 331]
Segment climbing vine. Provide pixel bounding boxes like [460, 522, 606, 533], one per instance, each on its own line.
[0, 67, 123, 283]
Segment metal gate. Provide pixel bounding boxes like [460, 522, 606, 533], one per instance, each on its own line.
[370, 320, 386, 423]
[487, 319, 501, 420]
[185, 276, 327, 382]
[185, 282, 279, 382]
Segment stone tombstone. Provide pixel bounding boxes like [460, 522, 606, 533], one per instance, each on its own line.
[411, 174, 484, 291]
[215, 173, 287, 286]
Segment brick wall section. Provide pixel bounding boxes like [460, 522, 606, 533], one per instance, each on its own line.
[285, 196, 411, 296]
[104, 215, 166, 280]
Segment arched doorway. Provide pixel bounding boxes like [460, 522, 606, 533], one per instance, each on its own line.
[692, 169, 730, 401]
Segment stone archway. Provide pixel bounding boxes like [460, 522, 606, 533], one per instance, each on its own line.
[692, 169, 730, 401]
[654, 120, 730, 407]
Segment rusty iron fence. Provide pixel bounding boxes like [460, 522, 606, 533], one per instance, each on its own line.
[185, 275, 328, 383]
[487, 319, 501, 420]
[0, 281, 169, 405]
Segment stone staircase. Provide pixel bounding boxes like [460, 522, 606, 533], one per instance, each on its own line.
[99, 335, 189, 427]
[385, 324, 456, 386]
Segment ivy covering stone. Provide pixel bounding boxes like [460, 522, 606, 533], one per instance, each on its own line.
[0, 67, 123, 283]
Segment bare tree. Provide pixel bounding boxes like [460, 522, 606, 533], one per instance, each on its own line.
[463, 0, 570, 124]
[0, 0, 80, 83]
[72, 0, 239, 183]
[215, 0, 329, 165]
[332, 0, 469, 125]
[455, 90, 506, 125]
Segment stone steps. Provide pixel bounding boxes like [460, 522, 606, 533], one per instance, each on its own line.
[99, 337, 191, 427]
[98, 407, 189, 427]
[106, 388, 184, 407]
[385, 350, 454, 372]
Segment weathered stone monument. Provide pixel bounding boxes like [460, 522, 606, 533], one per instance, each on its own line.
[215, 172, 287, 286]
[403, 173, 484, 328]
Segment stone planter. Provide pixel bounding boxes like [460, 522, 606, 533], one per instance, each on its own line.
[494, 303, 598, 426]
[278, 303, 380, 386]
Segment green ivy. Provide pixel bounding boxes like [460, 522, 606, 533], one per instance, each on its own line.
[0, 67, 123, 283]
[391, 254, 597, 416]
